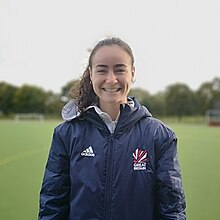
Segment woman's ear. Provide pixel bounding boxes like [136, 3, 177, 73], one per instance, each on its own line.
[131, 66, 135, 83]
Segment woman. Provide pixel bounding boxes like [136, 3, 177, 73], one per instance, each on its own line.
[39, 37, 186, 219]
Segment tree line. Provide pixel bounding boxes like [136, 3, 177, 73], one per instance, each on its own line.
[0, 77, 220, 119]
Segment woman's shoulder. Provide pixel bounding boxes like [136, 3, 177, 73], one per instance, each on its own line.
[141, 116, 176, 138]
[54, 117, 86, 136]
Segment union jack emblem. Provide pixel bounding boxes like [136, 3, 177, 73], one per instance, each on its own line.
[133, 148, 148, 164]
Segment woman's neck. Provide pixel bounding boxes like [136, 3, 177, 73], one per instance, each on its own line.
[99, 103, 121, 121]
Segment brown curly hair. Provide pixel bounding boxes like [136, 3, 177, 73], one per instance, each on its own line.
[70, 37, 135, 113]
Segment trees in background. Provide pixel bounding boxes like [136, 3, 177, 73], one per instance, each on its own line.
[129, 77, 220, 119]
[60, 79, 79, 101]
[128, 88, 166, 117]
[12, 85, 47, 113]
[0, 82, 62, 117]
[0, 77, 220, 118]
[0, 82, 17, 115]
[164, 83, 196, 120]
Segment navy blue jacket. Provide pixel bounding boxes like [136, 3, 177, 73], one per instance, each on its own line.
[39, 98, 186, 220]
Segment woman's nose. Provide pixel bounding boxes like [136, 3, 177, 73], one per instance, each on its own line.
[106, 71, 118, 84]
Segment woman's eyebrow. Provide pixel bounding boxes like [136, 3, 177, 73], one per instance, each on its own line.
[95, 64, 127, 68]
[95, 64, 108, 68]
[114, 64, 127, 68]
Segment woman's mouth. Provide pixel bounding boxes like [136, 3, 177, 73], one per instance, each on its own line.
[102, 88, 121, 92]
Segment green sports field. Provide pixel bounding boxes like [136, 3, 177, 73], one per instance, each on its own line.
[0, 120, 219, 219]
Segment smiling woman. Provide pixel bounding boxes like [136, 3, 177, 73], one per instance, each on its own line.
[89, 44, 135, 120]
[70, 37, 136, 116]
[38, 37, 186, 220]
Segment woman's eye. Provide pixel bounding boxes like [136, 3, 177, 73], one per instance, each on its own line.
[97, 69, 106, 74]
[115, 69, 125, 74]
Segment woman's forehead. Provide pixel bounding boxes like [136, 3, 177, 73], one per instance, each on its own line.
[91, 45, 132, 65]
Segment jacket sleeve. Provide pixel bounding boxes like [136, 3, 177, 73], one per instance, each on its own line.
[155, 128, 186, 220]
[38, 126, 70, 220]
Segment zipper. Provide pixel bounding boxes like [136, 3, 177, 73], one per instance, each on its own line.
[104, 135, 114, 220]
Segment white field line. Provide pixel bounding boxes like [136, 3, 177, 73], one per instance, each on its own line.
[0, 148, 48, 166]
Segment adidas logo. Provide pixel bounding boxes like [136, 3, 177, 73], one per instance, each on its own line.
[81, 146, 95, 157]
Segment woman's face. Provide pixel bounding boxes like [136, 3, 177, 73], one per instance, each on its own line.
[90, 45, 135, 109]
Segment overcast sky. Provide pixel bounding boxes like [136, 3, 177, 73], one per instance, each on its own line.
[0, 0, 220, 94]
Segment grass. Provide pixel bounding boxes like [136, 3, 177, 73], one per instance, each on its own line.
[0, 120, 60, 220]
[0, 120, 220, 219]
[170, 123, 220, 219]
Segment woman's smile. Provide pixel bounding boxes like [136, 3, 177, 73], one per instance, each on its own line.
[102, 88, 121, 92]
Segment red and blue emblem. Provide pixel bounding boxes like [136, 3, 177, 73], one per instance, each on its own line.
[133, 148, 148, 170]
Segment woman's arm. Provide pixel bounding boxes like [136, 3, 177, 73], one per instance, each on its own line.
[38, 127, 70, 220]
[155, 131, 186, 219]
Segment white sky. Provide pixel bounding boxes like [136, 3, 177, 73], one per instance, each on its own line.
[0, 0, 220, 94]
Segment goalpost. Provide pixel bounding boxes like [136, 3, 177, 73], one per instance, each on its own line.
[206, 109, 220, 126]
[15, 113, 45, 122]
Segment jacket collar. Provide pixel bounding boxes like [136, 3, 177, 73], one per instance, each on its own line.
[61, 97, 152, 126]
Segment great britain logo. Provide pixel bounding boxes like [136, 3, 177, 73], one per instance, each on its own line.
[133, 148, 148, 170]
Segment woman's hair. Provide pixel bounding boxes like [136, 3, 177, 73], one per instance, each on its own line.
[70, 36, 135, 113]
